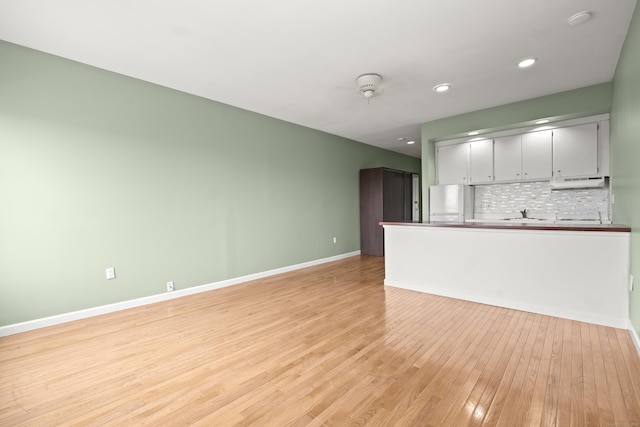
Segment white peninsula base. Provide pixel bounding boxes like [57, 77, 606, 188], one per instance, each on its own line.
[382, 223, 630, 328]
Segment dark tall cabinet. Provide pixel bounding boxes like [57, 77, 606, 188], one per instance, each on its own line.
[360, 167, 415, 256]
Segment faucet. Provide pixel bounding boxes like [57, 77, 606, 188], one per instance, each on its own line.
[520, 209, 528, 219]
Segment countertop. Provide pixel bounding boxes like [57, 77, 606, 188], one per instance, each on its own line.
[379, 221, 631, 233]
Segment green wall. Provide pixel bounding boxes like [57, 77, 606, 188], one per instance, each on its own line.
[611, 2, 640, 333]
[0, 41, 420, 326]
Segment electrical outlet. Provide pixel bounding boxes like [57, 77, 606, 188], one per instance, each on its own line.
[105, 267, 116, 280]
[167, 281, 174, 292]
[333, 237, 337, 244]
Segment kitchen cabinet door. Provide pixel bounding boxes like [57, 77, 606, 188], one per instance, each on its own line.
[436, 143, 469, 185]
[552, 123, 598, 177]
[494, 135, 522, 181]
[469, 139, 494, 184]
[521, 130, 552, 180]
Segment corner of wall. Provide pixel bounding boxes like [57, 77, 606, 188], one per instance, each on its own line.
[630, 319, 640, 357]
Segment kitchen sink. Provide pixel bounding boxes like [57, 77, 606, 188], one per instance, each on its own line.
[466, 218, 555, 224]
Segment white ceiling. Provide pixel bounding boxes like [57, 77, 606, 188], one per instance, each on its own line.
[0, 0, 635, 158]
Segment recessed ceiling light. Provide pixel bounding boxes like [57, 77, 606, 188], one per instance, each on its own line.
[535, 119, 550, 124]
[568, 11, 592, 26]
[407, 140, 416, 145]
[518, 58, 536, 68]
[468, 131, 479, 136]
[433, 83, 451, 93]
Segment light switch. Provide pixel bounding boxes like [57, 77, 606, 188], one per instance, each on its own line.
[105, 267, 116, 280]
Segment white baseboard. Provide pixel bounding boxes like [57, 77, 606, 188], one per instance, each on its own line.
[630, 320, 640, 358]
[385, 279, 629, 329]
[0, 251, 361, 337]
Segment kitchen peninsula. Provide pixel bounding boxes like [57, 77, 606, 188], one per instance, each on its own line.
[381, 222, 631, 328]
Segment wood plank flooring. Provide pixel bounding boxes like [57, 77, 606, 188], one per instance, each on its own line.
[1, 255, 639, 426]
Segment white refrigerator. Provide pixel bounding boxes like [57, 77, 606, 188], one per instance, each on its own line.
[429, 184, 474, 223]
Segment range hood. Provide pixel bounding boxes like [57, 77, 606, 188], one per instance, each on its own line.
[550, 177, 605, 189]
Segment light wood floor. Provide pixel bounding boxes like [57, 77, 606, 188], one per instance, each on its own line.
[1, 255, 639, 426]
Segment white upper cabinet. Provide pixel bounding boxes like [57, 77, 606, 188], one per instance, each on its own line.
[521, 130, 553, 180]
[434, 116, 607, 185]
[469, 139, 494, 184]
[552, 123, 599, 178]
[436, 143, 469, 185]
[494, 135, 522, 181]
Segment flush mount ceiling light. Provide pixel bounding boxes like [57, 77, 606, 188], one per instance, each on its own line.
[407, 140, 416, 145]
[356, 73, 383, 98]
[518, 58, 537, 68]
[433, 83, 451, 93]
[397, 137, 406, 141]
[568, 11, 592, 26]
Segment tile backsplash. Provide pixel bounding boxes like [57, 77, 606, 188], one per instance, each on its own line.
[474, 180, 610, 219]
